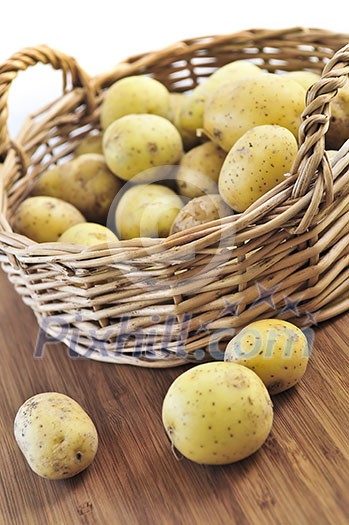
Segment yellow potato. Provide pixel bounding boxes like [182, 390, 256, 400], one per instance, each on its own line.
[14, 392, 98, 479]
[162, 362, 273, 465]
[326, 80, 349, 150]
[58, 222, 118, 246]
[100, 75, 171, 130]
[103, 114, 183, 182]
[167, 93, 201, 150]
[13, 196, 86, 242]
[115, 184, 183, 239]
[179, 60, 262, 136]
[75, 133, 103, 156]
[171, 194, 232, 234]
[218, 125, 298, 212]
[33, 154, 123, 223]
[176, 141, 226, 198]
[224, 319, 309, 395]
[204, 73, 306, 151]
[285, 70, 320, 91]
[32, 163, 69, 199]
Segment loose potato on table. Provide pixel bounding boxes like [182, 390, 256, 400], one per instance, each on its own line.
[162, 362, 273, 465]
[219, 125, 298, 212]
[103, 114, 183, 182]
[33, 154, 123, 223]
[100, 75, 171, 131]
[115, 183, 183, 239]
[204, 73, 306, 152]
[58, 222, 118, 246]
[224, 319, 309, 395]
[176, 141, 226, 198]
[13, 196, 86, 243]
[171, 194, 232, 234]
[14, 392, 98, 479]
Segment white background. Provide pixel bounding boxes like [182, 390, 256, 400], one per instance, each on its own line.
[0, 0, 348, 137]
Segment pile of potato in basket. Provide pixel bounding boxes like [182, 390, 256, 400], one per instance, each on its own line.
[13, 59, 348, 246]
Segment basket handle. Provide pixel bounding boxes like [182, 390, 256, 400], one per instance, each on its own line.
[290, 43, 349, 231]
[0, 44, 95, 160]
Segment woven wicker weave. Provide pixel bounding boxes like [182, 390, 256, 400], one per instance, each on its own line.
[0, 27, 348, 367]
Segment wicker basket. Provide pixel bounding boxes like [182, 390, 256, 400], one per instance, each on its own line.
[0, 27, 349, 367]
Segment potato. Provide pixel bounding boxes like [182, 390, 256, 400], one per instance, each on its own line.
[224, 319, 309, 395]
[167, 93, 200, 150]
[103, 114, 183, 182]
[13, 196, 86, 243]
[284, 70, 320, 91]
[176, 141, 226, 198]
[326, 80, 349, 150]
[219, 125, 298, 212]
[162, 362, 273, 465]
[58, 222, 118, 246]
[75, 133, 103, 156]
[14, 392, 98, 479]
[32, 163, 69, 199]
[171, 194, 232, 234]
[204, 73, 306, 151]
[33, 154, 123, 223]
[100, 75, 171, 130]
[115, 183, 183, 239]
[179, 60, 262, 136]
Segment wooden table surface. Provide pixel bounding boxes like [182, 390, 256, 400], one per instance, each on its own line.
[0, 268, 348, 525]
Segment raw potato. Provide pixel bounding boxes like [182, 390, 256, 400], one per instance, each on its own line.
[326, 80, 349, 150]
[103, 114, 183, 182]
[285, 70, 320, 91]
[171, 194, 232, 234]
[219, 125, 298, 212]
[100, 75, 171, 130]
[224, 319, 309, 395]
[204, 73, 306, 151]
[13, 196, 86, 243]
[115, 183, 183, 239]
[14, 392, 98, 479]
[75, 133, 103, 156]
[179, 60, 262, 135]
[33, 154, 123, 223]
[58, 222, 118, 246]
[176, 141, 226, 198]
[167, 93, 200, 150]
[162, 362, 273, 465]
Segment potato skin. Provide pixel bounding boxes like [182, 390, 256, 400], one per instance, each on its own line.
[325, 80, 349, 150]
[103, 114, 183, 182]
[162, 362, 273, 465]
[115, 184, 183, 239]
[224, 319, 309, 395]
[13, 196, 86, 242]
[75, 133, 103, 156]
[204, 73, 305, 151]
[171, 194, 232, 234]
[33, 154, 123, 223]
[14, 392, 98, 479]
[218, 125, 298, 212]
[100, 75, 171, 130]
[58, 222, 118, 246]
[176, 141, 226, 198]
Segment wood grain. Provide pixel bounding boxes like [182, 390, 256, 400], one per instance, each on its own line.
[0, 269, 348, 525]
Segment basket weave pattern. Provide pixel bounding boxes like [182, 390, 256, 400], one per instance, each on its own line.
[0, 27, 348, 366]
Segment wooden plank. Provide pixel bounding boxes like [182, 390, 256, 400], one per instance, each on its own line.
[0, 269, 348, 525]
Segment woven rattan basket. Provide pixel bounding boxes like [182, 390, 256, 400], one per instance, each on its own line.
[0, 27, 349, 367]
